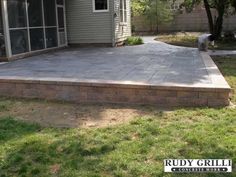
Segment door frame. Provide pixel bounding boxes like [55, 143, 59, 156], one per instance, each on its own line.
[56, 0, 67, 47]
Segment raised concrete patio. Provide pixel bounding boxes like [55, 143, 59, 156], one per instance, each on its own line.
[0, 39, 231, 107]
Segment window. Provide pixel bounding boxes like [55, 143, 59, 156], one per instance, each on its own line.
[57, 0, 64, 5]
[120, 0, 127, 23]
[93, 0, 109, 12]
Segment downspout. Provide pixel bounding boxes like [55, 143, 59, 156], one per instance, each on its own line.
[111, 0, 116, 47]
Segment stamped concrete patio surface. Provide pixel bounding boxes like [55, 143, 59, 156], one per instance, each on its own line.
[0, 38, 231, 107]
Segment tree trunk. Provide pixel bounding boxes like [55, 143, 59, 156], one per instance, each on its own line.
[203, 0, 214, 34]
[214, 15, 224, 39]
[156, 15, 159, 34]
[214, 2, 225, 39]
[156, 23, 159, 34]
[156, 0, 159, 34]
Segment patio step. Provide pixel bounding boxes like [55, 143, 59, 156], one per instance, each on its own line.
[0, 78, 231, 107]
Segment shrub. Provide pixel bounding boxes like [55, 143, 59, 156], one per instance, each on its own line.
[125, 36, 144, 46]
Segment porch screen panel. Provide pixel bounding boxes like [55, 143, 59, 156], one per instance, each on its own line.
[46, 28, 57, 48]
[30, 28, 44, 51]
[28, 0, 45, 51]
[7, 0, 29, 55]
[7, 0, 27, 28]
[10, 30, 29, 54]
[28, 0, 43, 27]
[44, 0, 56, 26]
[44, 0, 57, 48]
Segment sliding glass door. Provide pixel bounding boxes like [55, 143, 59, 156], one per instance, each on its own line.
[5, 0, 66, 56]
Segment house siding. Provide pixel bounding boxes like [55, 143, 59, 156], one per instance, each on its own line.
[66, 0, 113, 44]
[114, 0, 131, 43]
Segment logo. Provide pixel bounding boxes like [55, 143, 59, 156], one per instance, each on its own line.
[164, 159, 232, 173]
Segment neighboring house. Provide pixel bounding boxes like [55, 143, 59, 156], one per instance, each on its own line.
[132, 0, 236, 34]
[0, 0, 131, 61]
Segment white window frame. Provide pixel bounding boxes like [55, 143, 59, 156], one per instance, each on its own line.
[119, 0, 127, 24]
[92, 0, 109, 13]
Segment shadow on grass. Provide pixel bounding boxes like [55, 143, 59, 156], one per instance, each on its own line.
[0, 118, 117, 176]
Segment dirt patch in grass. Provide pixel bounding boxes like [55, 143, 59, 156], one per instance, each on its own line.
[0, 98, 162, 128]
[156, 32, 236, 50]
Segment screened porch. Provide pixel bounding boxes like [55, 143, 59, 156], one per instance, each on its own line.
[0, 0, 67, 60]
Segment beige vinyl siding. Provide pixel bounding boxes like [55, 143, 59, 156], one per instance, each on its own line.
[66, 0, 113, 44]
[114, 0, 131, 43]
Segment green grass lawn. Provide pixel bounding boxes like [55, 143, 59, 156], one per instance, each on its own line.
[0, 57, 235, 177]
[156, 33, 236, 50]
[214, 56, 236, 104]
